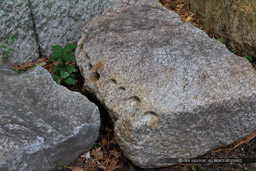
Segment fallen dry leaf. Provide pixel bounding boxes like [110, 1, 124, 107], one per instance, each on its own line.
[102, 138, 108, 146]
[111, 150, 120, 158]
[185, 16, 192, 22]
[67, 166, 84, 171]
[177, 4, 184, 8]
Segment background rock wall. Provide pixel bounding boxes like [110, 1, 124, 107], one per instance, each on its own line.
[0, 0, 118, 64]
[190, 0, 256, 57]
[30, 0, 118, 57]
[0, 0, 40, 64]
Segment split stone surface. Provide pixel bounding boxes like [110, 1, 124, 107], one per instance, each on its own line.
[0, 63, 100, 171]
[30, 0, 118, 57]
[0, 0, 40, 64]
[75, 0, 256, 168]
[0, 0, 118, 64]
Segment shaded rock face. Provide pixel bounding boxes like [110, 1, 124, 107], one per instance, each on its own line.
[190, 0, 256, 57]
[75, 0, 256, 168]
[0, 0, 117, 64]
[0, 64, 100, 171]
[0, 0, 40, 64]
[30, 0, 118, 57]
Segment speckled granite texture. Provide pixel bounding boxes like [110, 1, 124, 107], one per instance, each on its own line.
[0, 0, 118, 64]
[75, 0, 256, 168]
[0, 63, 100, 171]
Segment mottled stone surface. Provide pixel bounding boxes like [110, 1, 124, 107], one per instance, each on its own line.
[30, 0, 118, 56]
[0, 0, 39, 64]
[75, 0, 256, 168]
[191, 0, 256, 57]
[0, 64, 100, 171]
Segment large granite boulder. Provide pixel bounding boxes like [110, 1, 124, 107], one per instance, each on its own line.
[75, 0, 256, 168]
[190, 0, 256, 57]
[0, 0, 40, 64]
[30, 0, 118, 56]
[0, 64, 100, 171]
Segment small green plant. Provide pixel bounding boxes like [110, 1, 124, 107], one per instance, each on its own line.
[0, 35, 16, 63]
[191, 165, 196, 171]
[56, 161, 67, 171]
[49, 44, 78, 85]
[244, 56, 253, 63]
[14, 67, 24, 74]
[231, 49, 236, 54]
[217, 38, 225, 44]
[93, 141, 101, 149]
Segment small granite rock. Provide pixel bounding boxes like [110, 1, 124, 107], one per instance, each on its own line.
[75, 0, 256, 168]
[0, 64, 100, 171]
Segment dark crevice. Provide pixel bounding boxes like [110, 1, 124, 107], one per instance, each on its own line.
[94, 71, 100, 80]
[27, 0, 42, 58]
[127, 96, 141, 103]
[110, 79, 117, 84]
[81, 88, 114, 130]
[88, 63, 93, 70]
[118, 87, 125, 91]
[144, 111, 158, 117]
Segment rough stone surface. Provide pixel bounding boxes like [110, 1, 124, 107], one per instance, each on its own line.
[0, 0, 40, 64]
[75, 0, 256, 168]
[190, 0, 256, 57]
[0, 64, 100, 171]
[30, 0, 118, 56]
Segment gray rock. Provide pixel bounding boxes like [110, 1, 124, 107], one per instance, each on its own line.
[0, 64, 100, 171]
[0, 0, 40, 64]
[30, 0, 118, 56]
[75, 0, 256, 168]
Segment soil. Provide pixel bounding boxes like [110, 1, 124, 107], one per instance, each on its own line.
[10, 0, 256, 170]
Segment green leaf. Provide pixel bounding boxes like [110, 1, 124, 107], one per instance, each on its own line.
[52, 51, 63, 58]
[53, 64, 61, 73]
[56, 161, 61, 166]
[62, 71, 70, 79]
[60, 68, 70, 79]
[217, 38, 225, 44]
[51, 45, 64, 53]
[11, 36, 16, 40]
[9, 48, 15, 51]
[4, 41, 9, 45]
[71, 56, 76, 62]
[56, 79, 61, 85]
[231, 49, 236, 54]
[64, 44, 78, 52]
[3, 51, 8, 56]
[244, 56, 253, 63]
[63, 53, 70, 61]
[65, 65, 76, 73]
[64, 77, 76, 85]
[9, 41, 15, 45]
[51, 74, 60, 81]
[58, 58, 63, 64]
[5, 35, 9, 39]
[1, 45, 7, 48]
[191, 165, 196, 171]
